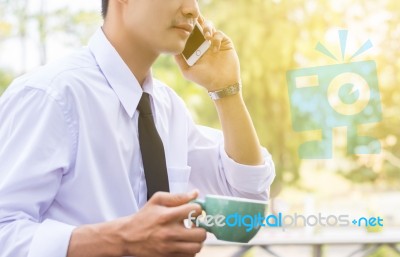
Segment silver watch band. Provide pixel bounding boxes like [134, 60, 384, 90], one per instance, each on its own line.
[208, 82, 242, 100]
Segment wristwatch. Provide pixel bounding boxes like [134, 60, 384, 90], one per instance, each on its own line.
[208, 82, 242, 100]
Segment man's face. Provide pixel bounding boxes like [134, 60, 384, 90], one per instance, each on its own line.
[122, 0, 200, 55]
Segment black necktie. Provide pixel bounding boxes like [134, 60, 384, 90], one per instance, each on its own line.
[137, 92, 170, 200]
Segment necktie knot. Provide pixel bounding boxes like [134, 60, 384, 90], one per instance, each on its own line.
[137, 92, 152, 115]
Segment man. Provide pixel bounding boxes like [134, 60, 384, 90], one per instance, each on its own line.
[0, 0, 275, 256]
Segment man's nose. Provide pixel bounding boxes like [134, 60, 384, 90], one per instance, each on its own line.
[181, 0, 200, 19]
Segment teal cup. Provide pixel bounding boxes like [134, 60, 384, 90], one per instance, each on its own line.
[190, 195, 268, 243]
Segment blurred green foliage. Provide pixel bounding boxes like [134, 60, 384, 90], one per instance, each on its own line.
[0, 69, 13, 94]
[368, 245, 400, 257]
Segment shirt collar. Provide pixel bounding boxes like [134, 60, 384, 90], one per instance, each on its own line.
[88, 28, 154, 118]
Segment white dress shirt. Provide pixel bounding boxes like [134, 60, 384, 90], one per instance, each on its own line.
[0, 28, 275, 257]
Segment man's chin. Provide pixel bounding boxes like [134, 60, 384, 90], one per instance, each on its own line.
[162, 46, 185, 56]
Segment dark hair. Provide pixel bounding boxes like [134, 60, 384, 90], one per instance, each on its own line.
[102, 0, 109, 18]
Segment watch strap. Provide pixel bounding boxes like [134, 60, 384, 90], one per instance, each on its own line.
[208, 82, 242, 100]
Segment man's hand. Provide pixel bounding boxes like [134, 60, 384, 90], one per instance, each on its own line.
[124, 191, 206, 257]
[175, 16, 241, 91]
[67, 190, 206, 257]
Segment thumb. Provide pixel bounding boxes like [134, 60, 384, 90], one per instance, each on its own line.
[150, 190, 199, 207]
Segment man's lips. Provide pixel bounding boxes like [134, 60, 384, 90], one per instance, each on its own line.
[173, 23, 194, 34]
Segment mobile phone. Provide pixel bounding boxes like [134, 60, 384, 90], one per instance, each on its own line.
[181, 23, 211, 66]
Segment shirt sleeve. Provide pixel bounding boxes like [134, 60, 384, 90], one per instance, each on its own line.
[0, 86, 76, 257]
[186, 118, 275, 201]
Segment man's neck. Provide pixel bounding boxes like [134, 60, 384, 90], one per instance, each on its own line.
[102, 24, 158, 86]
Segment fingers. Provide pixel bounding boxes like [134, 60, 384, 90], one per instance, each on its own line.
[202, 21, 215, 41]
[166, 253, 197, 257]
[160, 203, 203, 224]
[125, 190, 206, 257]
[163, 227, 206, 256]
[197, 15, 215, 40]
[197, 15, 205, 27]
[167, 241, 204, 256]
[173, 226, 207, 243]
[198, 16, 227, 53]
[146, 226, 205, 257]
[149, 190, 203, 223]
[150, 190, 198, 207]
[211, 31, 224, 52]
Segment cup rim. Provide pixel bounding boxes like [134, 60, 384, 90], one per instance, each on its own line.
[206, 194, 268, 205]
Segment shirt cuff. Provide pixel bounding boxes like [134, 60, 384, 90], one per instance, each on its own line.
[28, 219, 75, 257]
[220, 145, 275, 195]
